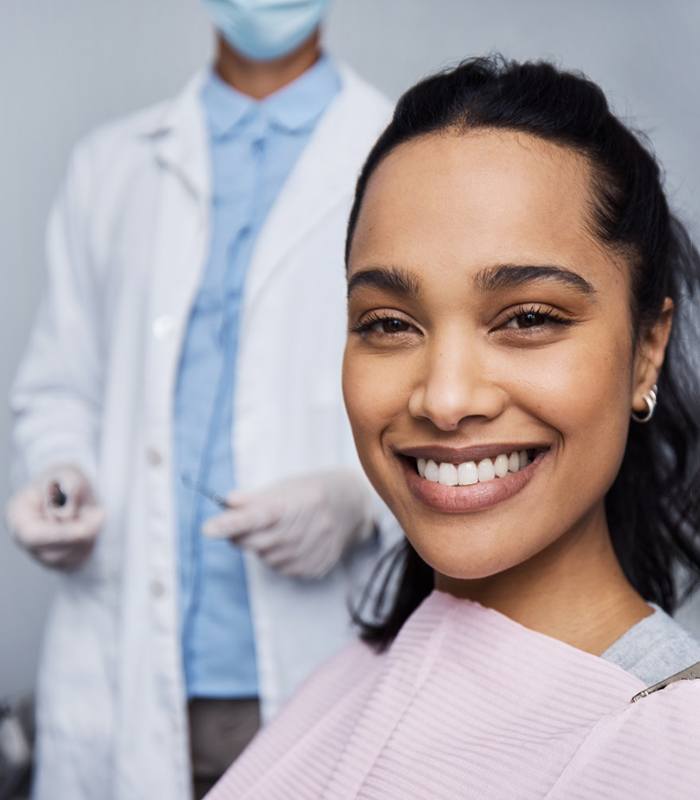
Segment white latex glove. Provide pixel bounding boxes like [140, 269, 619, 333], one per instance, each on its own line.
[203, 468, 376, 579]
[6, 464, 104, 570]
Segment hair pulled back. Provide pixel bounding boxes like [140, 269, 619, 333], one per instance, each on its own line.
[347, 55, 700, 650]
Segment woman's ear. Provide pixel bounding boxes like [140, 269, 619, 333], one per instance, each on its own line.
[632, 297, 674, 413]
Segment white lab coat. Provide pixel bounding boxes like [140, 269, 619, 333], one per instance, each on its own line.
[11, 63, 397, 800]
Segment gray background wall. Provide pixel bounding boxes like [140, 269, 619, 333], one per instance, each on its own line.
[2, 0, 699, 701]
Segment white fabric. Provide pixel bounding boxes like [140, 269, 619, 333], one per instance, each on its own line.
[10, 64, 396, 800]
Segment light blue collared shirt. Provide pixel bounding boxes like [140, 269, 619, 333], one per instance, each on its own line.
[173, 56, 341, 698]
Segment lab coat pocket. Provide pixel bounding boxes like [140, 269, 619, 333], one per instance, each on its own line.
[35, 578, 116, 742]
[32, 731, 113, 800]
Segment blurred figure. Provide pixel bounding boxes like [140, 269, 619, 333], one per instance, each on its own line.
[6, 2, 396, 798]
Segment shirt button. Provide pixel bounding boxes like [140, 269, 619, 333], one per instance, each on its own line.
[146, 447, 163, 467]
[150, 579, 166, 599]
[152, 315, 175, 340]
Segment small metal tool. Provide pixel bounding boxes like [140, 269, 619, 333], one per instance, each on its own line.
[48, 481, 68, 508]
[630, 660, 700, 703]
[44, 479, 72, 521]
[180, 473, 231, 509]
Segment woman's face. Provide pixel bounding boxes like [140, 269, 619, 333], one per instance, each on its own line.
[343, 130, 664, 583]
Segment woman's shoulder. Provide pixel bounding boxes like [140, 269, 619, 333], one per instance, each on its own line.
[603, 604, 700, 685]
[579, 607, 700, 799]
[546, 678, 700, 798]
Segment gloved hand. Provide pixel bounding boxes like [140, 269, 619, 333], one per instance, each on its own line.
[203, 468, 376, 579]
[6, 464, 104, 570]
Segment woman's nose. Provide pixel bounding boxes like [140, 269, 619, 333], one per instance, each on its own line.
[407, 338, 507, 431]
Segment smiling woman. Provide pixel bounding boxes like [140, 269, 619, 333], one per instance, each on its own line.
[342, 58, 700, 654]
[207, 57, 700, 800]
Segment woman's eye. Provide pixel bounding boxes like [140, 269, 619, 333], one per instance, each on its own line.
[374, 318, 411, 334]
[505, 311, 550, 329]
[501, 308, 570, 331]
[354, 315, 416, 338]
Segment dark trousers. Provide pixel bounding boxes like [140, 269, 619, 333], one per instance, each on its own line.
[188, 697, 261, 800]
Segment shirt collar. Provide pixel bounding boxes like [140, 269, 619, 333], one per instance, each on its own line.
[201, 71, 254, 139]
[202, 53, 340, 139]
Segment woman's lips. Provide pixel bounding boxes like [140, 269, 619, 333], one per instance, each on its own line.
[400, 450, 548, 513]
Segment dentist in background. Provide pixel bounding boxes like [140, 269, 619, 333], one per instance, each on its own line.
[6, 1, 396, 798]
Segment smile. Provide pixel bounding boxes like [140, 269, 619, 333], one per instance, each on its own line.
[395, 444, 550, 513]
[417, 449, 532, 486]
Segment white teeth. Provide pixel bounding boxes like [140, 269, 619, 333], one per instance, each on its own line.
[416, 449, 538, 486]
[494, 454, 509, 478]
[458, 461, 478, 485]
[438, 462, 459, 486]
[477, 459, 496, 482]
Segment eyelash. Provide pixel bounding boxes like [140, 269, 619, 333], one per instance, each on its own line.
[351, 312, 415, 338]
[351, 305, 573, 339]
[501, 304, 573, 332]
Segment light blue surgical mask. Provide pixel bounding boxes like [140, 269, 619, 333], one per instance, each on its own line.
[202, 0, 330, 62]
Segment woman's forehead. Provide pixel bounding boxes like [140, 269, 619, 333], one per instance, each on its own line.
[347, 129, 621, 292]
[350, 130, 596, 266]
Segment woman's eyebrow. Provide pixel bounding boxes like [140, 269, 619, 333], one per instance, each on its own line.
[346, 266, 421, 299]
[473, 264, 596, 296]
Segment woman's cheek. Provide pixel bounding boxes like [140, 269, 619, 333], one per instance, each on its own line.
[345, 349, 408, 426]
[343, 347, 412, 470]
[505, 333, 631, 477]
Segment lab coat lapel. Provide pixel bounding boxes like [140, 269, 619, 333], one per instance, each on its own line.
[244, 72, 363, 309]
[143, 75, 211, 410]
[149, 72, 210, 203]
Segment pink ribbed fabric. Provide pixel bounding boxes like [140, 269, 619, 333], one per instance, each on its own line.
[206, 591, 700, 799]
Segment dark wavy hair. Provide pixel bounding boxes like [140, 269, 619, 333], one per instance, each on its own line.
[346, 56, 700, 651]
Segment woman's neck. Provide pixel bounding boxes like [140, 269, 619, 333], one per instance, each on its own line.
[435, 507, 652, 655]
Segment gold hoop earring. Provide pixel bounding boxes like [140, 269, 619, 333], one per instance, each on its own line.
[631, 384, 658, 424]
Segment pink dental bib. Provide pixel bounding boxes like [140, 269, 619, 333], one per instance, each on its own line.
[207, 591, 700, 799]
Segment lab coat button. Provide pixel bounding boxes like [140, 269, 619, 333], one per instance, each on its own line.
[150, 579, 166, 599]
[152, 315, 175, 339]
[146, 447, 162, 466]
